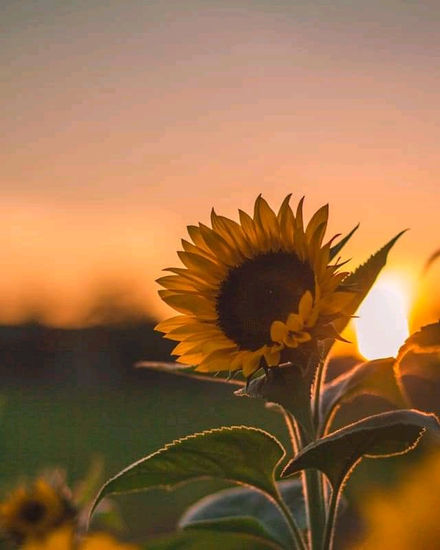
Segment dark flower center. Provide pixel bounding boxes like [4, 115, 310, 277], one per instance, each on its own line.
[216, 251, 315, 350]
[20, 500, 47, 524]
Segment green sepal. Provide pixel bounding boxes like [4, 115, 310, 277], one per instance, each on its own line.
[179, 479, 305, 549]
[329, 224, 359, 260]
[90, 427, 285, 521]
[282, 409, 440, 488]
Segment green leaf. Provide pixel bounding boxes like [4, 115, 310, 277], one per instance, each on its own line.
[179, 479, 305, 549]
[329, 224, 359, 260]
[282, 409, 440, 488]
[334, 230, 407, 334]
[90, 427, 285, 520]
[395, 320, 440, 377]
[135, 361, 244, 386]
[183, 517, 278, 541]
[320, 357, 408, 433]
[143, 528, 283, 549]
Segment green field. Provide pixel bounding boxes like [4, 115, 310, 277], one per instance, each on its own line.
[1, 370, 427, 547]
[1, 373, 289, 543]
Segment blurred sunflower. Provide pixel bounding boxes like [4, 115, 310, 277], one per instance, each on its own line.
[21, 527, 138, 549]
[354, 450, 440, 550]
[156, 195, 352, 377]
[0, 478, 75, 544]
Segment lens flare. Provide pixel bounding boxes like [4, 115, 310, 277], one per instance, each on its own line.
[355, 274, 410, 360]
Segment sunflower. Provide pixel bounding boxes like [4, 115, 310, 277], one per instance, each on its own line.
[21, 527, 139, 550]
[0, 479, 75, 544]
[156, 195, 352, 377]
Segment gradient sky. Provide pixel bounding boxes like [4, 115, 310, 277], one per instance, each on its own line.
[2, 0, 440, 327]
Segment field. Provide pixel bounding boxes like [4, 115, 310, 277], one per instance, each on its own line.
[0, 371, 288, 542]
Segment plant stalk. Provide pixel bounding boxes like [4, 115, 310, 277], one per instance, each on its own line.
[322, 482, 343, 550]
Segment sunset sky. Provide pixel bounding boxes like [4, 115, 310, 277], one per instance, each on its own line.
[2, 0, 439, 330]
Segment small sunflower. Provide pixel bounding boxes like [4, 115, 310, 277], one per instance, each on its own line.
[0, 479, 75, 544]
[21, 527, 138, 550]
[156, 195, 352, 377]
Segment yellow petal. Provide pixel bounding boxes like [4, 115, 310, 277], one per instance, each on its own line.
[196, 349, 234, 372]
[264, 346, 281, 367]
[277, 194, 292, 220]
[167, 322, 218, 339]
[241, 350, 263, 377]
[295, 331, 312, 344]
[155, 315, 189, 333]
[181, 239, 214, 260]
[286, 313, 303, 332]
[270, 320, 287, 343]
[198, 223, 241, 266]
[164, 267, 218, 289]
[239, 208, 260, 250]
[277, 194, 295, 250]
[211, 210, 253, 258]
[156, 275, 198, 292]
[176, 352, 206, 365]
[187, 225, 211, 253]
[177, 251, 225, 279]
[253, 195, 279, 249]
[306, 204, 329, 243]
[295, 196, 305, 233]
[299, 291, 314, 320]
[159, 292, 216, 318]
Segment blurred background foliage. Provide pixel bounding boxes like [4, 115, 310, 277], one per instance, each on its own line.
[0, 290, 439, 548]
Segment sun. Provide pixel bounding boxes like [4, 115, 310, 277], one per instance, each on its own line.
[354, 273, 410, 360]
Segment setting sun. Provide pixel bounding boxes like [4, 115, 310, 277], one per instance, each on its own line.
[355, 274, 410, 360]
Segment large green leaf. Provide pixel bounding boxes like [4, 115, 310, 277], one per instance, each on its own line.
[182, 517, 279, 541]
[142, 528, 283, 549]
[320, 357, 408, 434]
[395, 320, 440, 378]
[90, 427, 285, 520]
[136, 360, 244, 386]
[282, 410, 440, 488]
[334, 230, 407, 334]
[179, 479, 305, 548]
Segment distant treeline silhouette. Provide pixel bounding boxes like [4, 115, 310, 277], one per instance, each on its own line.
[0, 318, 174, 387]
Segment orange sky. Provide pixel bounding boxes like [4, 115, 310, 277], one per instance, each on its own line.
[1, 1, 439, 328]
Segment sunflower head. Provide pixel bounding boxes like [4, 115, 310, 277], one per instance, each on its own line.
[0, 478, 76, 544]
[156, 195, 353, 377]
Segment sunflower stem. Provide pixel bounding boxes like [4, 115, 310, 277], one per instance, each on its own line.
[311, 354, 325, 430]
[306, 353, 328, 550]
[284, 411, 326, 550]
[298, 425, 326, 550]
[322, 481, 344, 550]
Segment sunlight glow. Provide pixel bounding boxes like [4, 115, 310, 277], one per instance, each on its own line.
[355, 274, 410, 360]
